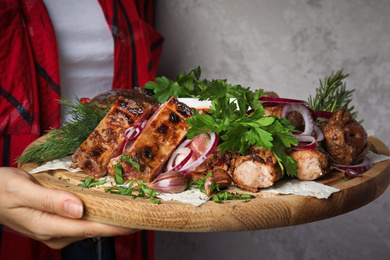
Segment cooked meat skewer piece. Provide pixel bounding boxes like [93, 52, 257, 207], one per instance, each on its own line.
[288, 147, 331, 181]
[231, 146, 283, 192]
[71, 96, 154, 178]
[321, 109, 368, 165]
[107, 97, 193, 183]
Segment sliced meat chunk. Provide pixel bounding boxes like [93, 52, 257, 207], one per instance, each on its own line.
[71, 96, 153, 178]
[231, 146, 283, 192]
[107, 97, 193, 183]
[288, 147, 331, 181]
[321, 109, 368, 165]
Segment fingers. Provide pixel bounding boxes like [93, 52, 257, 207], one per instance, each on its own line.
[5, 168, 84, 219]
[18, 210, 138, 249]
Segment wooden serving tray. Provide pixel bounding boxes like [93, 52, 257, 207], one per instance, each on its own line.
[19, 136, 390, 232]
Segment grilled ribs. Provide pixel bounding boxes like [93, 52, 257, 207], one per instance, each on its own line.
[107, 97, 193, 183]
[71, 96, 154, 178]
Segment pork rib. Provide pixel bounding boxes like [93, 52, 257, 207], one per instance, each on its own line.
[107, 96, 193, 183]
[71, 96, 153, 178]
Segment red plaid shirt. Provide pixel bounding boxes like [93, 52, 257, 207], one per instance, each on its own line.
[0, 0, 163, 259]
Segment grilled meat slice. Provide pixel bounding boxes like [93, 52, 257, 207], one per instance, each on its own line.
[321, 109, 368, 165]
[90, 87, 159, 109]
[288, 147, 331, 181]
[71, 96, 153, 178]
[231, 146, 283, 192]
[107, 97, 193, 183]
[185, 148, 234, 182]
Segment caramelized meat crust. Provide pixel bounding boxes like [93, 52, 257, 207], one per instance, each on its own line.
[107, 97, 193, 183]
[321, 109, 368, 165]
[231, 146, 283, 192]
[71, 96, 153, 178]
[288, 147, 331, 181]
[90, 87, 159, 109]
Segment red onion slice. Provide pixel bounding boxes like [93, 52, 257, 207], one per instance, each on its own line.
[166, 147, 194, 172]
[312, 124, 324, 142]
[332, 156, 373, 175]
[315, 110, 333, 120]
[292, 135, 317, 150]
[121, 120, 146, 153]
[179, 132, 219, 174]
[260, 96, 309, 107]
[281, 104, 314, 136]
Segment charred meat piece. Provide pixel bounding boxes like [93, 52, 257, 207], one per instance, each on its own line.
[231, 146, 283, 192]
[288, 147, 331, 181]
[107, 97, 193, 183]
[185, 148, 234, 182]
[71, 96, 154, 178]
[90, 87, 159, 109]
[321, 109, 368, 165]
[263, 106, 305, 132]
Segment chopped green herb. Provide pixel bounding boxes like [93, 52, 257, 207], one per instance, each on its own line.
[121, 154, 140, 171]
[78, 176, 107, 188]
[189, 172, 255, 203]
[105, 180, 161, 204]
[114, 164, 124, 185]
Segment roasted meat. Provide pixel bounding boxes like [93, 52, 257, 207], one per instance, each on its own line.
[231, 146, 283, 192]
[71, 96, 155, 178]
[107, 97, 193, 183]
[321, 109, 368, 165]
[90, 87, 159, 109]
[288, 147, 331, 181]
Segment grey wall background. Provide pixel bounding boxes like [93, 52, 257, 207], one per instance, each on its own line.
[154, 1, 390, 259]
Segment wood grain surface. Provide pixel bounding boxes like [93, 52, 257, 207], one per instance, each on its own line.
[19, 136, 390, 232]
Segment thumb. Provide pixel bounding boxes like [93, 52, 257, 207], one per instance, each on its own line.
[17, 176, 84, 219]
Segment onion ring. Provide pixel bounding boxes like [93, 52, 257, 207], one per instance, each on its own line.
[332, 156, 373, 176]
[259, 96, 309, 107]
[166, 147, 194, 172]
[281, 104, 314, 136]
[292, 135, 317, 150]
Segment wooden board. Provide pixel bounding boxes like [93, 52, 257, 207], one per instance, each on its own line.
[19, 136, 390, 232]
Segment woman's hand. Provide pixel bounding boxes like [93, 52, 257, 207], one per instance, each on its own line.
[0, 167, 137, 249]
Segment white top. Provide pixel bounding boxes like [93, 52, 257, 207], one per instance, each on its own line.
[43, 0, 114, 121]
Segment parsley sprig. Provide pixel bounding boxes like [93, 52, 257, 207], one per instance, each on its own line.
[146, 68, 298, 176]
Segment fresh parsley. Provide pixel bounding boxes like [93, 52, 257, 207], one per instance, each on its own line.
[145, 68, 299, 176]
[105, 180, 161, 204]
[78, 176, 107, 188]
[189, 172, 255, 203]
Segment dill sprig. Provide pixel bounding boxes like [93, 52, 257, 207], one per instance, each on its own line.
[17, 98, 108, 165]
[308, 69, 359, 120]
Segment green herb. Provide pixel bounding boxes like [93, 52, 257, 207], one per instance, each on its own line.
[189, 172, 217, 193]
[17, 97, 108, 165]
[189, 172, 255, 203]
[212, 191, 254, 203]
[146, 68, 298, 176]
[144, 66, 202, 102]
[308, 69, 360, 120]
[185, 80, 299, 176]
[120, 154, 140, 171]
[105, 180, 161, 204]
[78, 176, 107, 188]
[114, 164, 124, 185]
